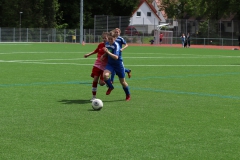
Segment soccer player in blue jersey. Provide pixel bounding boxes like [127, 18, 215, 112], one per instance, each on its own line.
[110, 28, 131, 83]
[102, 31, 131, 101]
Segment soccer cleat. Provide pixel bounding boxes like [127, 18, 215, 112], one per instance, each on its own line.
[106, 88, 114, 95]
[90, 97, 96, 101]
[126, 95, 131, 101]
[127, 70, 132, 78]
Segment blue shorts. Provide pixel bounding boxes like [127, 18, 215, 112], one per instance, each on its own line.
[105, 63, 125, 78]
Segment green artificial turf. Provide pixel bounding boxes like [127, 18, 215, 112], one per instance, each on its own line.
[1, 43, 240, 159]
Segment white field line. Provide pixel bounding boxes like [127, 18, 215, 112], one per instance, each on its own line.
[0, 52, 87, 54]
[0, 55, 240, 62]
[0, 60, 239, 66]
[0, 51, 239, 58]
[0, 44, 32, 45]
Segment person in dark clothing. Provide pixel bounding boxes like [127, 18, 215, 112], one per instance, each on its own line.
[149, 37, 155, 45]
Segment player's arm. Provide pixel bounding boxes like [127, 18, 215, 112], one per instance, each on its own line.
[84, 45, 100, 58]
[100, 53, 107, 61]
[121, 43, 128, 51]
[104, 48, 118, 60]
[84, 51, 97, 58]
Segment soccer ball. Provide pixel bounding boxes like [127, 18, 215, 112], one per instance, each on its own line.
[92, 99, 103, 110]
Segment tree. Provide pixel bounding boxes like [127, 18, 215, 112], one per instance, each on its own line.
[0, 0, 60, 28]
[199, 0, 231, 20]
[160, 0, 200, 19]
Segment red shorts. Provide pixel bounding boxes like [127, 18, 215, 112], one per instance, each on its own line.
[90, 66, 104, 81]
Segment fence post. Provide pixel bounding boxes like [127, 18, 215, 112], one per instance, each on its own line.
[63, 29, 65, 43]
[40, 28, 41, 42]
[89, 29, 90, 43]
[119, 16, 121, 29]
[107, 16, 108, 32]
[222, 38, 223, 48]
[220, 20, 221, 38]
[75, 29, 77, 43]
[13, 28, 15, 42]
[186, 19, 187, 34]
[208, 19, 209, 39]
[94, 15, 96, 43]
[232, 20, 233, 46]
[143, 17, 144, 38]
[27, 28, 28, 42]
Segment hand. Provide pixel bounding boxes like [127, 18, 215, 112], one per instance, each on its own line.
[100, 55, 105, 61]
[103, 47, 108, 52]
[84, 54, 89, 58]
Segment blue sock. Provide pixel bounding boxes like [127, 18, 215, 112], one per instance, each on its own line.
[105, 79, 114, 89]
[125, 68, 130, 73]
[110, 73, 115, 82]
[123, 86, 130, 95]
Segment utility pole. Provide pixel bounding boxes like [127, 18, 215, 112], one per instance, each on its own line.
[80, 0, 83, 44]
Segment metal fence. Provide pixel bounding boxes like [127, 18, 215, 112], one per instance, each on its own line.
[0, 15, 239, 47]
[94, 15, 240, 37]
[0, 28, 81, 43]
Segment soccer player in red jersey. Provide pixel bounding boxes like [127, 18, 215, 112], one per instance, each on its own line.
[84, 32, 109, 101]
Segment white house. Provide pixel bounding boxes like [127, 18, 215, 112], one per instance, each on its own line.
[129, 0, 165, 34]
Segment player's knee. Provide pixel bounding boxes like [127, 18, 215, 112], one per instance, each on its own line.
[103, 73, 110, 80]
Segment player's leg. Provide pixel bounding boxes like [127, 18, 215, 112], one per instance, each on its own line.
[91, 76, 99, 101]
[119, 78, 131, 101]
[103, 65, 114, 95]
[90, 66, 101, 101]
[124, 68, 132, 78]
[110, 71, 115, 83]
[117, 67, 131, 101]
[99, 71, 105, 86]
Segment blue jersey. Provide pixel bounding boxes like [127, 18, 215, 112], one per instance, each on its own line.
[105, 41, 125, 78]
[105, 41, 121, 65]
[115, 36, 127, 50]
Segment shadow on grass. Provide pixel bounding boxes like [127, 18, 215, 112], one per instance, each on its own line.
[58, 99, 90, 104]
[58, 99, 125, 105]
[59, 99, 126, 111]
[79, 82, 92, 84]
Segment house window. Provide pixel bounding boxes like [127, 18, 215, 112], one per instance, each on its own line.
[136, 12, 141, 17]
[147, 12, 151, 17]
[227, 22, 231, 27]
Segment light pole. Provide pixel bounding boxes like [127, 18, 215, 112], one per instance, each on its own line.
[80, 0, 83, 44]
[19, 12, 23, 42]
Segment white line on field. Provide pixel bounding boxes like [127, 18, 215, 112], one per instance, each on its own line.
[0, 60, 239, 66]
[1, 51, 239, 58]
[0, 44, 32, 45]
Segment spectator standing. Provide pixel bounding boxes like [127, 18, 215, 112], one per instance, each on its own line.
[180, 33, 186, 48]
[159, 33, 163, 44]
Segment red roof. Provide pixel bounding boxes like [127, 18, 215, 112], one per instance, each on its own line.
[132, 0, 162, 21]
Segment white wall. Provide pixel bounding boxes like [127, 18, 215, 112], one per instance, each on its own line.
[130, 2, 160, 26]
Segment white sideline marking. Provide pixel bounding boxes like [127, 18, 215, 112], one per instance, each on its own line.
[12, 52, 83, 53]
[0, 52, 86, 54]
[0, 44, 31, 45]
[0, 51, 239, 58]
[0, 60, 239, 67]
